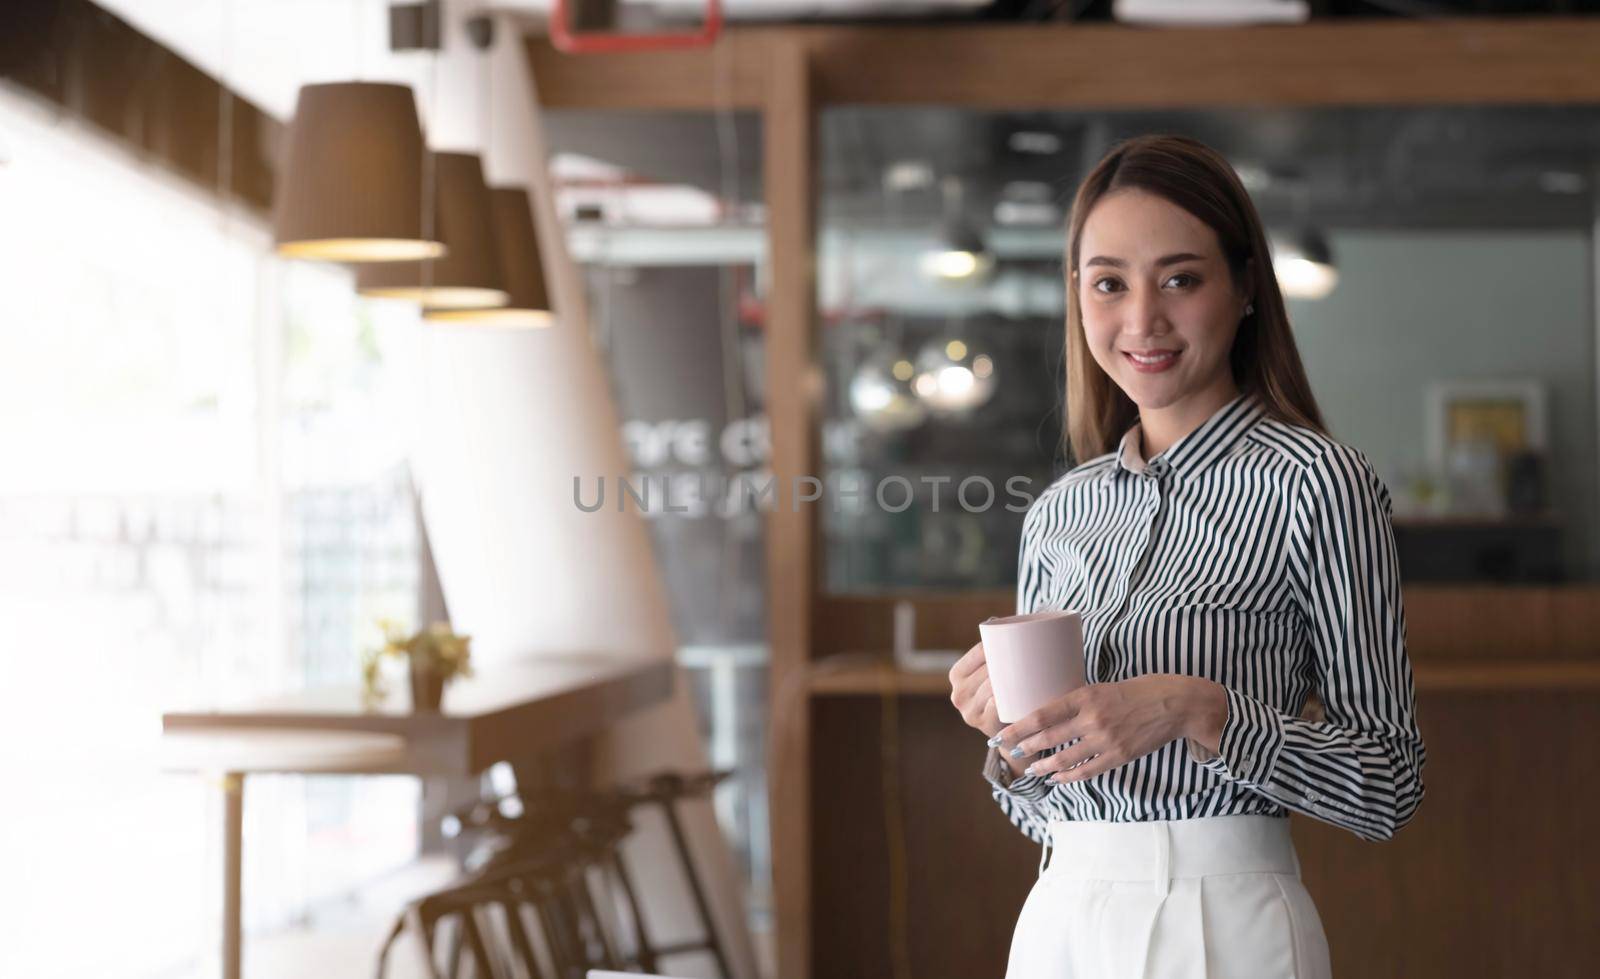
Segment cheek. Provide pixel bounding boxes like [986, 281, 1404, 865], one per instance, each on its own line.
[1171, 293, 1239, 345]
[1081, 320, 1119, 367]
[1079, 301, 1116, 348]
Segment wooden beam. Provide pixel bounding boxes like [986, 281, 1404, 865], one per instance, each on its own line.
[802, 18, 1600, 108]
[3, 0, 279, 213]
[525, 18, 1600, 112]
[760, 35, 817, 979]
[524, 29, 771, 110]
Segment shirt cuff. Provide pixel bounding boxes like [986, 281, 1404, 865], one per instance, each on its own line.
[983, 745, 1054, 803]
[1184, 685, 1287, 787]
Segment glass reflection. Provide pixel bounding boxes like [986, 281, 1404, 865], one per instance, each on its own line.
[819, 105, 1600, 590]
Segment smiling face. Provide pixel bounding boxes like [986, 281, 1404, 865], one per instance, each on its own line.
[1074, 189, 1253, 419]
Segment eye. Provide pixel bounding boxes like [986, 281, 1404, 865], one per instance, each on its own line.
[1163, 272, 1200, 289]
[1091, 276, 1125, 294]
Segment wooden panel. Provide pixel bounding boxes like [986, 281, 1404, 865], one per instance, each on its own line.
[761, 37, 819, 979]
[811, 696, 1037, 979]
[524, 19, 1600, 112]
[5, 0, 279, 213]
[813, 591, 1012, 659]
[1294, 692, 1600, 977]
[1404, 586, 1600, 659]
[802, 19, 1600, 108]
[810, 688, 1600, 978]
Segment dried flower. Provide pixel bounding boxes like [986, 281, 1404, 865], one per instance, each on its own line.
[360, 620, 473, 707]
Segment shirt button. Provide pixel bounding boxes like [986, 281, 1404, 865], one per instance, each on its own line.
[1306, 790, 1322, 803]
[1147, 459, 1170, 477]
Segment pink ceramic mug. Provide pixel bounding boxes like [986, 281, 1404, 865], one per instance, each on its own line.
[978, 610, 1086, 723]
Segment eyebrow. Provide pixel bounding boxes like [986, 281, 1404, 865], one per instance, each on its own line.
[1083, 252, 1207, 269]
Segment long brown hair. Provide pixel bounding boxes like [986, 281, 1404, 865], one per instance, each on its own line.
[1063, 134, 1326, 465]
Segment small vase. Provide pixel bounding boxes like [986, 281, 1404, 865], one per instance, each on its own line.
[409, 659, 445, 713]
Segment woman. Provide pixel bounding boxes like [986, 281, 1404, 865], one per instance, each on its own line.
[948, 134, 1426, 978]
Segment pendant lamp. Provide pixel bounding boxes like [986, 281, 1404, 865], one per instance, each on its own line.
[1275, 228, 1338, 300]
[356, 151, 509, 309]
[425, 186, 553, 328]
[273, 82, 445, 262]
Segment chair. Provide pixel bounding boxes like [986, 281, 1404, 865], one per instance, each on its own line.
[377, 769, 736, 979]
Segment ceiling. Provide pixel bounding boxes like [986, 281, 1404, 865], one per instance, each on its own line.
[85, 1, 1600, 236]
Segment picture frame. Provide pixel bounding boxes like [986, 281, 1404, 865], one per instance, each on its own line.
[1424, 379, 1547, 471]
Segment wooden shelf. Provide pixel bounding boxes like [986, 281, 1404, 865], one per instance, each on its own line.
[1393, 512, 1562, 529]
[805, 653, 1600, 697]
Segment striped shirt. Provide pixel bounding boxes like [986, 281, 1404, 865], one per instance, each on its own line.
[983, 390, 1426, 844]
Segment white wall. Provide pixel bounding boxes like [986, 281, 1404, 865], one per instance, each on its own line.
[1289, 229, 1599, 576]
[405, 6, 762, 976]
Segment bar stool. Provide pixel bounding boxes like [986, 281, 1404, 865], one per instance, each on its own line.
[377, 769, 736, 979]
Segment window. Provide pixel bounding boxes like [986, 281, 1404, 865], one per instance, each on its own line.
[0, 88, 423, 977]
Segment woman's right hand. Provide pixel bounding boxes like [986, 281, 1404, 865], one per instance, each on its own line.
[949, 641, 1003, 740]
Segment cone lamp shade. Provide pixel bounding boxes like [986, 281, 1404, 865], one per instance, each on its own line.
[272, 82, 445, 262]
[356, 152, 509, 309]
[426, 187, 553, 328]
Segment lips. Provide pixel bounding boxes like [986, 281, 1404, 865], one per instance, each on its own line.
[1123, 349, 1181, 373]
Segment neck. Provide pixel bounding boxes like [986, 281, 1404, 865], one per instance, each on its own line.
[1138, 380, 1241, 460]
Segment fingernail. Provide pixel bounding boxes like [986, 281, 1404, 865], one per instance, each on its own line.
[1046, 774, 1061, 785]
[1009, 746, 1026, 758]
[1023, 765, 1036, 777]
[986, 734, 1003, 748]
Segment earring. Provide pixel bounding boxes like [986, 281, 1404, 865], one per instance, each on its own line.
[1244, 302, 1255, 316]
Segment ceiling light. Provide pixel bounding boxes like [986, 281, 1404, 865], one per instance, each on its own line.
[994, 200, 1061, 226]
[923, 248, 992, 280]
[850, 351, 928, 433]
[912, 339, 996, 414]
[357, 152, 508, 309]
[1008, 131, 1062, 155]
[1274, 229, 1338, 300]
[1538, 171, 1585, 195]
[924, 177, 994, 282]
[426, 186, 553, 328]
[1231, 162, 1272, 192]
[884, 160, 936, 193]
[273, 82, 445, 263]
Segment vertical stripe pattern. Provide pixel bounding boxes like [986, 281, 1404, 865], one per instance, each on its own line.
[984, 391, 1426, 845]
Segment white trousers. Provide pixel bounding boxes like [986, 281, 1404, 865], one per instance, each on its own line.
[1005, 815, 1331, 979]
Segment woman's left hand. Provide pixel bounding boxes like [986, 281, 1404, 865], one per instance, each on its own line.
[993, 674, 1227, 785]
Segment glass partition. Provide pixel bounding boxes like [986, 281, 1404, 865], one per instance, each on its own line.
[816, 105, 1600, 591]
[543, 109, 774, 937]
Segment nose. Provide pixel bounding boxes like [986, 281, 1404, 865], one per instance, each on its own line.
[1123, 284, 1170, 339]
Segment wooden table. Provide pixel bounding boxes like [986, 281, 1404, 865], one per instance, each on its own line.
[161, 654, 676, 979]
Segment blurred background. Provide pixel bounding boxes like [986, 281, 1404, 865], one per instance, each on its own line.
[2, 1, 1599, 978]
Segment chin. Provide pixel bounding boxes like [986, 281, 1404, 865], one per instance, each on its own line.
[1118, 377, 1189, 411]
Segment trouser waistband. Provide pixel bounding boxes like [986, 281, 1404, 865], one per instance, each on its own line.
[1040, 816, 1298, 895]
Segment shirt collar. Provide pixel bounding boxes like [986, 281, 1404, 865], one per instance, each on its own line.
[1105, 390, 1267, 484]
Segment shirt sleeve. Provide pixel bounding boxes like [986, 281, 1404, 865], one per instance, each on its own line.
[1185, 442, 1427, 842]
[983, 745, 1053, 845]
[983, 494, 1058, 845]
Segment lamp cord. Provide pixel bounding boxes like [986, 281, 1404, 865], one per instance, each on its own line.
[478, 7, 493, 172]
[422, 50, 439, 292]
